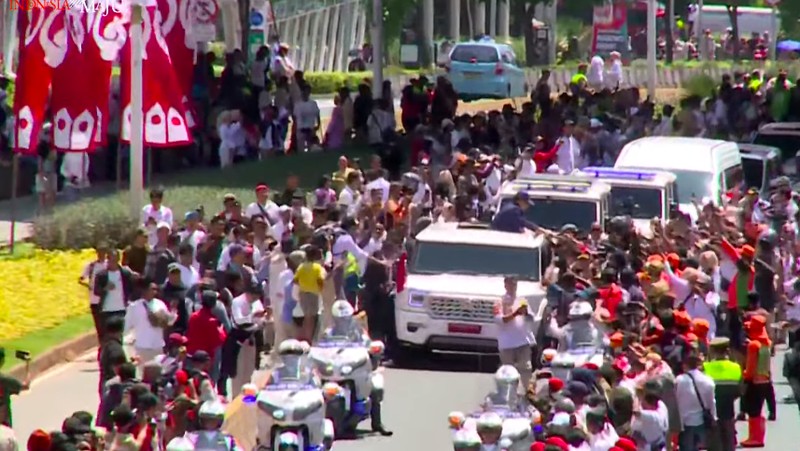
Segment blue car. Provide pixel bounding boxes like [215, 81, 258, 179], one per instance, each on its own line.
[445, 37, 528, 101]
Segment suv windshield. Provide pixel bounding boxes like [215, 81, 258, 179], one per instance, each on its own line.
[450, 45, 499, 63]
[741, 157, 764, 191]
[609, 186, 663, 219]
[410, 242, 540, 281]
[670, 169, 714, 202]
[502, 198, 597, 232]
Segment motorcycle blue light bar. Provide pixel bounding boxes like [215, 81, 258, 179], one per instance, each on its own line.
[581, 167, 660, 181]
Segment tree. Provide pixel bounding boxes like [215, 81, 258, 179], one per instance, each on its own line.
[724, 2, 742, 61]
[665, 0, 674, 63]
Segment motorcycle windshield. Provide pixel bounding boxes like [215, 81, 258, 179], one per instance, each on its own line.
[567, 345, 598, 355]
[315, 340, 363, 348]
[264, 382, 316, 391]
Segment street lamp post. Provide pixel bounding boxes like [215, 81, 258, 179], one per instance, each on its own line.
[129, 0, 145, 219]
[371, 0, 384, 99]
[646, 0, 657, 99]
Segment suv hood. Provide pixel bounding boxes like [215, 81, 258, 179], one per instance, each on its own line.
[406, 274, 543, 297]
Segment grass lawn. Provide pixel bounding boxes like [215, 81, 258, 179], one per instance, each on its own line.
[0, 315, 94, 371]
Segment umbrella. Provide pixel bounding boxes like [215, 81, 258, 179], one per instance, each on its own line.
[777, 40, 800, 52]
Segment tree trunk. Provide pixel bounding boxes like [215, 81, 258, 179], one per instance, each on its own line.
[665, 0, 674, 63]
[523, 2, 536, 67]
[239, 0, 252, 61]
[511, 0, 527, 36]
[726, 4, 740, 62]
[417, 2, 433, 67]
[466, 0, 475, 40]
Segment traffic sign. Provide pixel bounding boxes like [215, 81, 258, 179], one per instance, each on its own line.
[250, 10, 265, 28]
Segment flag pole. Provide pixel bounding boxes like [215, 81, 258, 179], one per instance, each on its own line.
[8, 153, 18, 254]
[129, 0, 145, 219]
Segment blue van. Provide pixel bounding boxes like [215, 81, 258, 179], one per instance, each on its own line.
[445, 37, 527, 101]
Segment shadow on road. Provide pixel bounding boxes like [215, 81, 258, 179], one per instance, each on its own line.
[394, 351, 500, 374]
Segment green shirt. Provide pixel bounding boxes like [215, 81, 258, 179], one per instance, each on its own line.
[0, 373, 22, 427]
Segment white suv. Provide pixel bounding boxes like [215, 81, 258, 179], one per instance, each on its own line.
[395, 222, 545, 355]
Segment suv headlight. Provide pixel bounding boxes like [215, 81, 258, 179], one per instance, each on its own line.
[408, 291, 425, 308]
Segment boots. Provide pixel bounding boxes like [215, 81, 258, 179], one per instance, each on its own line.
[740, 416, 765, 448]
[370, 396, 394, 437]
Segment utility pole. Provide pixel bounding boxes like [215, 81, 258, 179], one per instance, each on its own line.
[371, 0, 384, 99]
[647, 0, 657, 99]
[130, 0, 145, 218]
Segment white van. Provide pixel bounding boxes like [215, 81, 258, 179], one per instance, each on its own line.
[614, 137, 742, 219]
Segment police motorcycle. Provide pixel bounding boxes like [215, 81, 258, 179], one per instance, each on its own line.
[308, 300, 390, 438]
[547, 300, 607, 381]
[165, 400, 242, 451]
[249, 339, 334, 451]
[448, 366, 538, 451]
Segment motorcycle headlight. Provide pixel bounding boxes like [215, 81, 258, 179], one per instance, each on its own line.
[341, 365, 353, 375]
[272, 409, 285, 420]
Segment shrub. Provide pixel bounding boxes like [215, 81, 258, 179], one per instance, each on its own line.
[33, 186, 254, 250]
[0, 247, 95, 340]
[683, 73, 717, 99]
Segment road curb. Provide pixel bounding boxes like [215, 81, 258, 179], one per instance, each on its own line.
[8, 332, 97, 380]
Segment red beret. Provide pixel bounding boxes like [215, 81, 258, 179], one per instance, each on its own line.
[548, 377, 565, 393]
[27, 430, 51, 451]
[616, 437, 637, 451]
[530, 443, 546, 451]
[175, 369, 189, 385]
[545, 437, 569, 451]
[583, 362, 599, 370]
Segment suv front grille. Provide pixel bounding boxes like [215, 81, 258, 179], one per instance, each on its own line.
[427, 297, 495, 322]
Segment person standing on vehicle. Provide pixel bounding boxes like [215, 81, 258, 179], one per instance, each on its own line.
[490, 192, 538, 234]
[493, 276, 535, 395]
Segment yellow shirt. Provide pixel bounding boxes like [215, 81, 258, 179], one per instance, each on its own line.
[294, 262, 326, 294]
[332, 167, 354, 193]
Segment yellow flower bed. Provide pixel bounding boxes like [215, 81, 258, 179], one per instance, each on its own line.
[0, 248, 94, 341]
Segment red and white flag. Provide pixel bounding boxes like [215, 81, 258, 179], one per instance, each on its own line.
[119, 1, 190, 147]
[13, 10, 58, 154]
[50, 10, 101, 152]
[157, 0, 203, 128]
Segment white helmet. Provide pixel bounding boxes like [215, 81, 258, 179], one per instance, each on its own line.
[476, 412, 503, 431]
[198, 400, 226, 420]
[331, 300, 355, 333]
[165, 437, 194, 451]
[452, 428, 482, 447]
[277, 432, 300, 450]
[278, 339, 307, 356]
[331, 300, 355, 319]
[493, 365, 521, 405]
[568, 300, 593, 320]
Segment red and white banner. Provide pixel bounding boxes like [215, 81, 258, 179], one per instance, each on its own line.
[119, 3, 190, 147]
[85, 6, 128, 145]
[158, 0, 199, 128]
[13, 10, 57, 154]
[50, 10, 101, 152]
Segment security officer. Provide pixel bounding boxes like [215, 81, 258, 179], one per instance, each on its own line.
[186, 400, 242, 450]
[570, 62, 589, 95]
[702, 337, 742, 451]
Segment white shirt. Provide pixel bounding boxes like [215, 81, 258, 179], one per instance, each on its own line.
[293, 100, 320, 129]
[271, 220, 294, 243]
[338, 186, 361, 216]
[683, 292, 719, 339]
[177, 228, 206, 266]
[245, 200, 280, 224]
[179, 263, 200, 289]
[556, 136, 577, 174]
[588, 422, 619, 451]
[231, 294, 265, 326]
[493, 295, 535, 350]
[587, 55, 605, 86]
[293, 206, 313, 226]
[82, 260, 106, 305]
[124, 298, 175, 350]
[365, 177, 391, 203]
[630, 401, 669, 450]
[606, 59, 623, 88]
[675, 369, 717, 427]
[332, 233, 370, 276]
[103, 270, 126, 312]
[141, 204, 173, 247]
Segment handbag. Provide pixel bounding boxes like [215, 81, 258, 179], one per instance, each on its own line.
[687, 372, 716, 428]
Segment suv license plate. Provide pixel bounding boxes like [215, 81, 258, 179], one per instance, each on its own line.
[448, 323, 482, 334]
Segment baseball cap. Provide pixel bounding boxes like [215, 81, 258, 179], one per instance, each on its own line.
[515, 191, 530, 203]
[190, 350, 210, 362]
[167, 262, 181, 273]
[168, 333, 188, 345]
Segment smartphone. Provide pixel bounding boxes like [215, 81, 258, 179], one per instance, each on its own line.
[15, 350, 30, 361]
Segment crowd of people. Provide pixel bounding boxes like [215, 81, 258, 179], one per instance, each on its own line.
[0, 48, 799, 451]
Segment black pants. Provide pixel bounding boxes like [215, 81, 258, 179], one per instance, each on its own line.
[788, 378, 800, 415]
[742, 382, 771, 416]
[363, 289, 398, 358]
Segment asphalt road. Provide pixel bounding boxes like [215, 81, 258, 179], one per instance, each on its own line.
[9, 347, 800, 450]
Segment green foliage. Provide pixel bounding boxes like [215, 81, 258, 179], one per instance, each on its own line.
[33, 146, 374, 250]
[683, 73, 717, 99]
